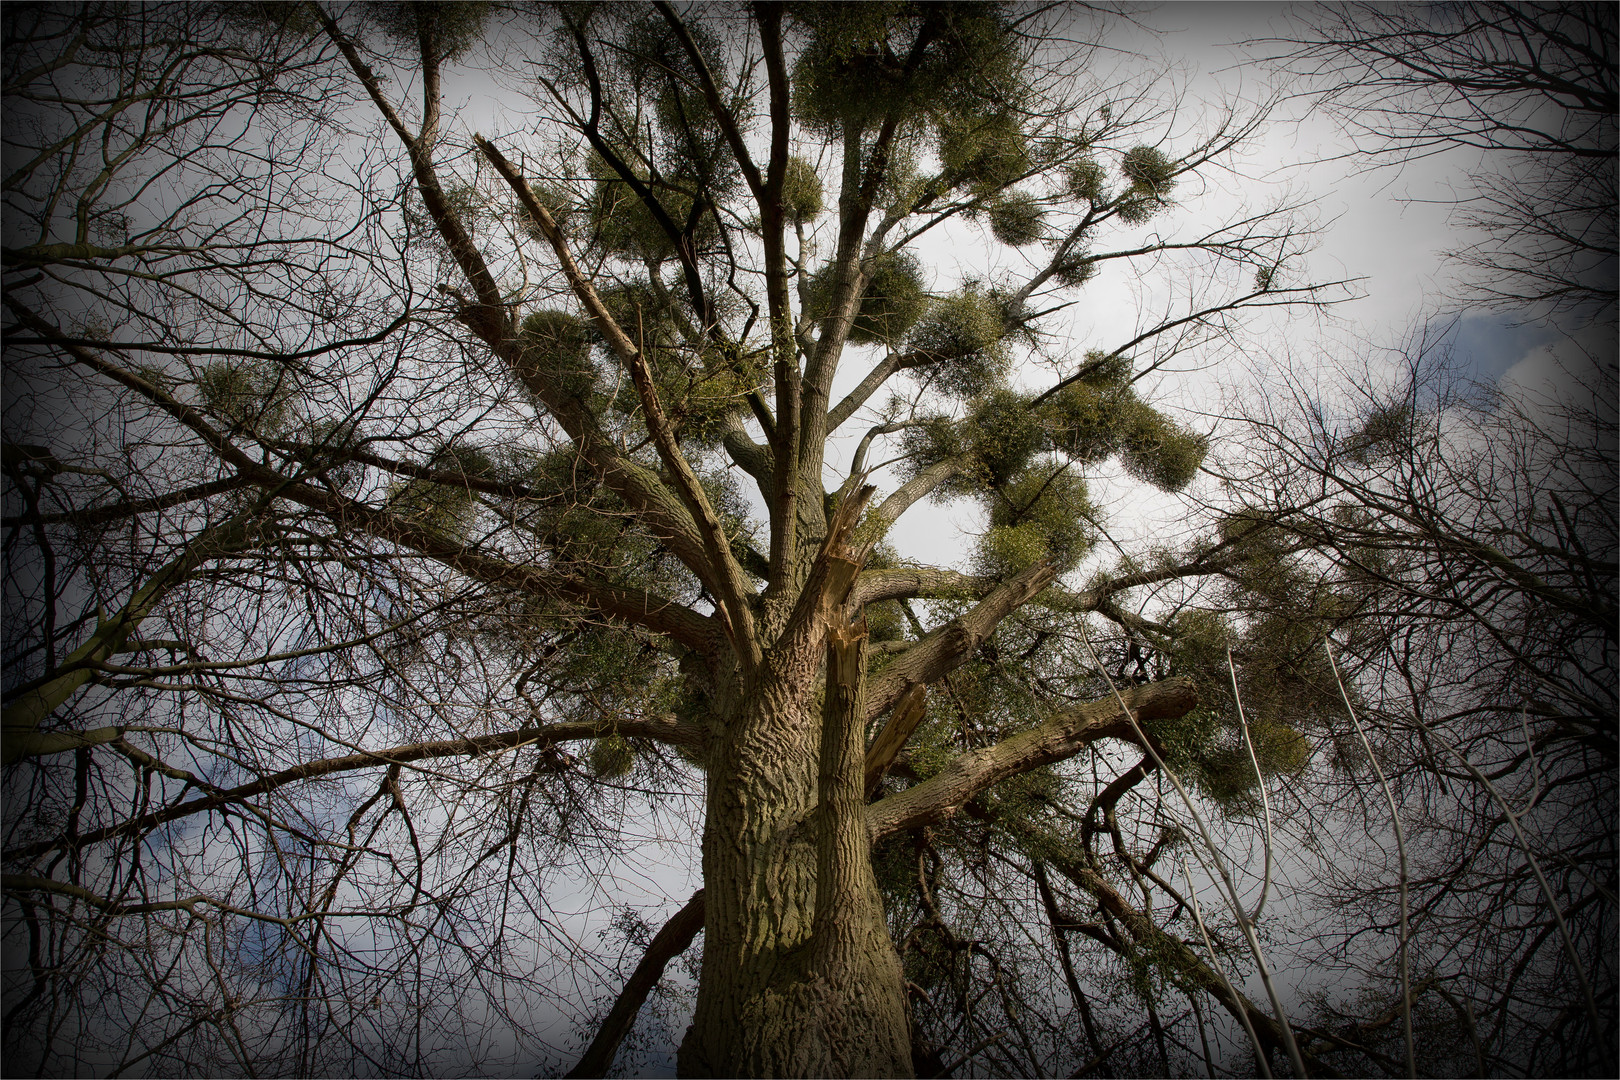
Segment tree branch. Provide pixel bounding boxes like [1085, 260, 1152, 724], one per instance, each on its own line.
[477, 136, 759, 662]
[565, 888, 707, 1079]
[4, 715, 704, 864]
[865, 559, 1057, 723]
[867, 677, 1198, 841]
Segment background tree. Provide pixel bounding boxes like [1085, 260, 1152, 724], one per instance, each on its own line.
[1255, 1, 1617, 326]
[0, 2, 1390, 1077]
[1214, 3, 1617, 1075]
[1208, 341, 1615, 1077]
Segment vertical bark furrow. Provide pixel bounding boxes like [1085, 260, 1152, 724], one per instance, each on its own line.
[808, 618, 913, 1077]
[815, 619, 873, 948]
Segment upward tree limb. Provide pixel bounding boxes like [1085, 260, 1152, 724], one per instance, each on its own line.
[2, 508, 265, 762]
[794, 7, 939, 506]
[860, 459, 963, 544]
[867, 677, 1198, 841]
[767, 485, 875, 665]
[815, 616, 875, 953]
[317, 6, 505, 325]
[551, 14, 715, 331]
[736, 3, 805, 598]
[322, 12, 730, 611]
[477, 137, 761, 665]
[864, 559, 1058, 723]
[826, 351, 930, 434]
[565, 889, 707, 1079]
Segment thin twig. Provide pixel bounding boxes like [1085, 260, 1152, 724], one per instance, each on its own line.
[1076, 622, 1308, 1077]
[1226, 645, 1274, 923]
[1181, 855, 1272, 1079]
[1408, 700, 1610, 1071]
[1324, 639, 1414, 1079]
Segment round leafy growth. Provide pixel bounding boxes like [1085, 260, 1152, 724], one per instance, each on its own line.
[987, 191, 1044, 246]
[1052, 252, 1097, 289]
[805, 250, 928, 345]
[1121, 145, 1176, 195]
[1343, 402, 1415, 465]
[939, 110, 1030, 191]
[906, 290, 1010, 399]
[969, 388, 1043, 484]
[524, 451, 642, 573]
[1075, 349, 1131, 387]
[594, 280, 676, 346]
[978, 522, 1050, 577]
[586, 150, 712, 262]
[662, 347, 769, 446]
[781, 155, 824, 225]
[1116, 145, 1176, 224]
[1141, 702, 1223, 775]
[982, 469, 1095, 574]
[388, 443, 495, 537]
[1197, 720, 1311, 806]
[371, 2, 490, 62]
[519, 310, 596, 401]
[197, 360, 291, 434]
[589, 735, 636, 780]
[1065, 158, 1107, 203]
[898, 414, 969, 489]
[1115, 195, 1165, 225]
[791, 3, 926, 133]
[867, 600, 905, 643]
[1120, 407, 1208, 492]
[1045, 380, 1135, 462]
[790, 3, 1024, 136]
[620, 14, 736, 191]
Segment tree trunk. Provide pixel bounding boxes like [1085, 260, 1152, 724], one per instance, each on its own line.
[677, 617, 910, 1077]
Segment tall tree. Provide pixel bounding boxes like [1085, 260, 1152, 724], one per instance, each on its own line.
[3, 4, 1349, 1076]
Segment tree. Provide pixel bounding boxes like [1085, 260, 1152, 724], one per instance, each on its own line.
[2, 3, 1358, 1077]
[1255, 1, 1617, 327]
[1225, 8, 1618, 1074]
[1206, 339, 1615, 1077]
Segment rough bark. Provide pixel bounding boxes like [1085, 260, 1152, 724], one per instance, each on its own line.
[806, 619, 912, 1076]
[677, 492, 912, 1077]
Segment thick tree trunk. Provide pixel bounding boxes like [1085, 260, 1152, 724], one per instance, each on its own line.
[678, 612, 909, 1077]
